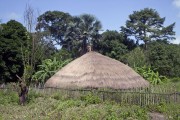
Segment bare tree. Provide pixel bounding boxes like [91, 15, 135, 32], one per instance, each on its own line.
[24, 4, 36, 32]
[23, 3, 39, 81]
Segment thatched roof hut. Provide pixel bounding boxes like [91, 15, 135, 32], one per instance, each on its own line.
[45, 52, 149, 89]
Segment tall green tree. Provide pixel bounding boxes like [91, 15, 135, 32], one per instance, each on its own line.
[36, 11, 73, 48]
[0, 20, 29, 82]
[121, 8, 175, 49]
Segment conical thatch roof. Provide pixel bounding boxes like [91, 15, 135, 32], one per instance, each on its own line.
[45, 52, 149, 89]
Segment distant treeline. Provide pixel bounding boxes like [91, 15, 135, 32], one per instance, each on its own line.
[0, 8, 179, 83]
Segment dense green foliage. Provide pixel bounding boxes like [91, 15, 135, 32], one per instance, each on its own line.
[124, 41, 180, 78]
[0, 20, 29, 83]
[98, 30, 136, 61]
[36, 11, 73, 46]
[146, 42, 180, 77]
[36, 11, 102, 56]
[122, 47, 146, 67]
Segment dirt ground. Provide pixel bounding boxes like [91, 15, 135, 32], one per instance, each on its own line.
[149, 112, 166, 120]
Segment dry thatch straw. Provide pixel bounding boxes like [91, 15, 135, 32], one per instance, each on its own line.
[45, 52, 149, 89]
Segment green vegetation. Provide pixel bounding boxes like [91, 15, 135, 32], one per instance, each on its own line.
[0, 7, 179, 83]
[146, 42, 180, 77]
[135, 66, 168, 85]
[0, 20, 29, 83]
[146, 103, 180, 120]
[0, 6, 180, 120]
[0, 85, 180, 120]
[32, 57, 71, 83]
[36, 12, 102, 56]
[122, 47, 146, 67]
[121, 8, 175, 49]
[0, 89, 19, 105]
[98, 30, 132, 61]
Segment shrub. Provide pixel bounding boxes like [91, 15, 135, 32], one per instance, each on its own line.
[56, 100, 82, 111]
[80, 93, 102, 104]
[51, 92, 62, 100]
[171, 77, 180, 82]
[134, 65, 168, 85]
[0, 90, 19, 105]
[27, 90, 44, 103]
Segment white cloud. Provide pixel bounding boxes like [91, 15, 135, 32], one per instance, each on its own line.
[171, 36, 180, 44]
[7, 12, 21, 20]
[172, 0, 180, 26]
[173, 0, 180, 8]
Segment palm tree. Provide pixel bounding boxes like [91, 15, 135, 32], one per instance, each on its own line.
[78, 14, 102, 54]
[63, 14, 102, 56]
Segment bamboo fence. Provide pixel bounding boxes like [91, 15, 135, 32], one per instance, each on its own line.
[29, 84, 180, 106]
[1, 83, 180, 106]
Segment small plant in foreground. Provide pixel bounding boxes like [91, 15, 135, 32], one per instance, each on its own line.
[80, 93, 102, 104]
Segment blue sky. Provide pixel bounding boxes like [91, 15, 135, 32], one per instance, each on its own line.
[0, 0, 180, 44]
